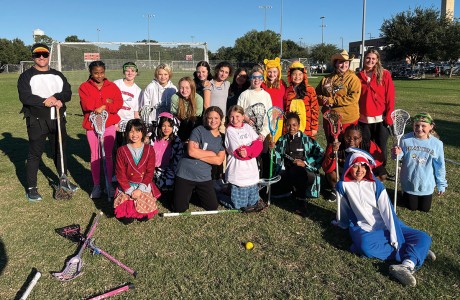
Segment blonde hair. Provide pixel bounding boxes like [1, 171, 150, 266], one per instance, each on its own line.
[176, 77, 197, 121]
[364, 49, 383, 85]
[154, 63, 173, 80]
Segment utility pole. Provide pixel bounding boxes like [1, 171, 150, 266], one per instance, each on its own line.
[320, 16, 326, 45]
[144, 13, 155, 68]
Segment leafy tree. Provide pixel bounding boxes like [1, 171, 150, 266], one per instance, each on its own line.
[435, 18, 460, 77]
[283, 39, 309, 59]
[212, 46, 236, 61]
[233, 30, 280, 63]
[34, 34, 54, 46]
[0, 39, 14, 65]
[0, 38, 29, 64]
[380, 7, 442, 68]
[309, 43, 340, 66]
[65, 35, 86, 42]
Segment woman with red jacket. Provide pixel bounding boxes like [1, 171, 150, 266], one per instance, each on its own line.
[357, 49, 395, 169]
[79, 61, 123, 199]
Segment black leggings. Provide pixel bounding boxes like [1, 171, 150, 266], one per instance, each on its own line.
[403, 192, 433, 212]
[172, 177, 218, 212]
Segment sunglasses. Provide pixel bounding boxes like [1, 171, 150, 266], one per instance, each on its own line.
[352, 162, 367, 168]
[250, 75, 264, 80]
[33, 52, 49, 59]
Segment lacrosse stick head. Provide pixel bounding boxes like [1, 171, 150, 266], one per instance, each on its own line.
[89, 110, 109, 136]
[246, 103, 266, 134]
[267, 106, 284, 138]
[391, 109, 410, 143]
[55, 224, 82, 243]
[52, 258, 83, 281]
[323, 109, 342, 141]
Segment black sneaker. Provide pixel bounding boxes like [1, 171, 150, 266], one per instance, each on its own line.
[27, 187, 43, 202]
[325, 190, 337, 202]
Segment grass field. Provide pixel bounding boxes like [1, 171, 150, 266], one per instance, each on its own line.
[0, 70, 459, 299]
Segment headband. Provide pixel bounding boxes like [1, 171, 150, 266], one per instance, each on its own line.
[413, 113, 433, 124]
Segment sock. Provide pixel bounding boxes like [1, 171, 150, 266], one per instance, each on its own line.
[402, 259, 415, 270]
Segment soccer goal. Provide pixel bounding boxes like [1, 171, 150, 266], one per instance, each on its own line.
[49, 42, 209, 72]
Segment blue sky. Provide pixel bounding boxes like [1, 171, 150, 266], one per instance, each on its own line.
[1, 1, 458, 52]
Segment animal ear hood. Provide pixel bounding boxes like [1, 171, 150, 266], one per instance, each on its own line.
[263, 57, 282, 81]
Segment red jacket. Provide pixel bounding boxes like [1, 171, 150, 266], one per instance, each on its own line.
[357, 69, 395, 126]
[79, 78, 123, 130]
[322, 141, 384, 174]
[115, 144, 161, 198]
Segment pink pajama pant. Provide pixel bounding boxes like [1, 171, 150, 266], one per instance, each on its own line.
[86, 125, 115, 186]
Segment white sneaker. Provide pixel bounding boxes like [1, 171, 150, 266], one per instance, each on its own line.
[426, 250, 436, 261]
[389, 264, 416, 287]
[90, 185, 102, 198]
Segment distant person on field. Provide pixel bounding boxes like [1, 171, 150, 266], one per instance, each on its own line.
[335, 148, 435, 287]
[18, 43, 77, 201]
[139, 63, 177, 140]
[392, 113, 447, 212]
[79, 60, 123, 199]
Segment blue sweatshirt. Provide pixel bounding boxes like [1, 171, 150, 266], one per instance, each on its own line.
[398, 132, 447, 195]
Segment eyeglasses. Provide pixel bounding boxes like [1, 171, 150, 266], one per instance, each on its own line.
[250, 75, 264, 80]
[32, 52, 49, 59]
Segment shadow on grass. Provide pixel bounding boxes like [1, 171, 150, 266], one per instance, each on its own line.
[434, 119, 460, 148]
[0, 239, 6, 277]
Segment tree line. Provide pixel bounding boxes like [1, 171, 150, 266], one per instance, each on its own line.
[1, 7, 459, 69]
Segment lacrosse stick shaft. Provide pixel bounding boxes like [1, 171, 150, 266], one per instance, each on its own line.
[99, 136, 112, 202]
[334, 147, 341, 221]
[160, 209, 241, 217]
[89, 244, 137, 277]
[19, 271, 41, 300]
[393, 136, 402, 213]
[56, 107, 65, 178]
[87, 283, 134, 300]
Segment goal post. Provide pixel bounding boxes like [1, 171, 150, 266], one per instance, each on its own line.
[50, 41, 209, 72]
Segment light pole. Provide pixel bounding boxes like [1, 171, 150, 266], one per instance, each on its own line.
[96, 28, 100, 53]
[191, 35, 195, 63]
[320, 16, 326, 45]
[280, 0, 283, 58]
[340, 37, 343, 49]
[258, 5, 272, 31]
[360, 0, 366, 70]
[368, 32, 373, 40]
[144, 13, 155, 68]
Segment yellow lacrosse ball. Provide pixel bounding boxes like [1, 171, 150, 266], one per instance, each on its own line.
[245, 242, 254, 250]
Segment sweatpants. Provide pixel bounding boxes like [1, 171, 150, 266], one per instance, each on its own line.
[349, 223, 431, 268]
[86, 125, 115, 186]
[26, 116, 68, 188]
[173, 176, 218, 212]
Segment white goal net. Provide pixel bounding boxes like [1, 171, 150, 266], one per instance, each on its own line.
[49, 42, 209, 72]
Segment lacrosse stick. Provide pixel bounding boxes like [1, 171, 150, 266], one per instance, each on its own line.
[52, 212, 103, 281]
[19, 270, 41, 300]
[89, 110, 111, 202]
[323, 109, 342, 221]
[245, 103, 267, 134]
[87, 283, 135, 300]
[266, 106, 284, 205]
[159, 209, 241, 217]
[55, 107, 74, 200]
[391, 109, 410, 213]
[88, 239, 137, 277]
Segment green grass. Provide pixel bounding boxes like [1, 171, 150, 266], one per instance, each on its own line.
[0, 71, 459, 299]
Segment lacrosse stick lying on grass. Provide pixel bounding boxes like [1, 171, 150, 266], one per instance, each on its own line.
[89, 111, 111, 202]
[391, 109, 410, 213]
[88, 239, 137, 277]
[19, 269, 41, 300]
[52, 212, 103, 281]
[159, 176, 281, 217]
[87, 283, 135, 300]
[323, 109, 342, 221]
